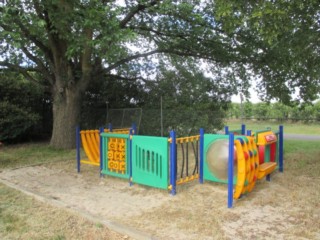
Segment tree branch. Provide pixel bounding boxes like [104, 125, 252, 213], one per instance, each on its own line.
[105, 73, 154, 83]
[21, 46, 54, 85]
[1, 20, 55, 74]
[119, 0, 161, 28]
[32, 0, 45, 20]
[104, 49, 162, 72]
[0, 61, 46, 86]
[13, 20, 53, 65]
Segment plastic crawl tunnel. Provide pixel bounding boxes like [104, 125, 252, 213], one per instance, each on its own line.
[203, 134, 260, 199]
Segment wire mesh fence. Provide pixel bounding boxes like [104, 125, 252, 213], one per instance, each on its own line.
[80, 106, 319, 134]
[105, 108, 225, 137]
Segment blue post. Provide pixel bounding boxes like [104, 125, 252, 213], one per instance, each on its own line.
[99, 127, 104, 177]
[241, 124, 246, 135]
[131, 123, 137, 135]
[199, 128, 204, 184]
[266, 174, 271, 181]
[129, 129, 133, 186]
[228, 133, 234, 208]
[76, 126, 81, 173]
[108, 123, 112, 132]
[246, 130, 252, 136]
[224, 126, 229, 134]
[279, 125, 284, 172]
[170, 130, 177, 195]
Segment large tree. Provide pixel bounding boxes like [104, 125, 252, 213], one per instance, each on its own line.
[213, 0, 320, 103]
[1, 1, 319, 148]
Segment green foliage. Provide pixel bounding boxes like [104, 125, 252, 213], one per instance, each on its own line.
[0, 101, 40, 141]
[214, 0, 320, 103]
[314, 101, 320, 121]
[243, 102, 253, 118]
[80, 75, 145, 129]
[0, 71, 49, 142]
[1, 1, 319, 147]
[227, 101, 320, 121]
[139, 62, 228, 136]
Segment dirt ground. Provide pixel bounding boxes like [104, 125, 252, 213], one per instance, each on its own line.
[0, 160, 319, 240]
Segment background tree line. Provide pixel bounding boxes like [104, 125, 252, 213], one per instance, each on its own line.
[1, 67, 319, 143]
[1, 1, 319, 147]
[227, 102, 320, 122]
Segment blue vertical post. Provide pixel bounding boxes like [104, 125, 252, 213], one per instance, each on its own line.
[228, 133, 234, 208]
[131, 123, 137, 135]
[99, 127, 104, 177]
[129, 129, 133, 186]
[246, 130, 252, 136]
[170, 130, 177, 195]
[108, 123, 112, 132]
[224, 126, 229, 134]
[279, 125, 284, 172]
[266, 173, 271, 181]
[241, 124, 246, 135]
[76, 126, 81, 173]
[199, 128, 204, 184]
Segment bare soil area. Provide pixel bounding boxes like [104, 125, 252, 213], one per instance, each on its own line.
[0, 160, 319, 240]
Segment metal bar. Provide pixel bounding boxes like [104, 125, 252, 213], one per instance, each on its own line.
[131, 123, 137, 135]
[76, 126, 81, 173]
[228, 133, 234, 208]
[99, 127, 104, 177]
[170, 130, 177, 195]
[224, 126, 229, 134]
[279, 125, 284, 172]
[121, 109, 125, 128]
[266, 174, 271, 181]
[241, 124, 246, 135]
[129, 129, 133, 186]
[186, 142, 189, 177]
[199, 128, 204, 184]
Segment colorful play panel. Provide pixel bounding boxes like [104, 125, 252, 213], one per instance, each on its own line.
[76, 123, 136, 172]
[76, 124, 284, 208]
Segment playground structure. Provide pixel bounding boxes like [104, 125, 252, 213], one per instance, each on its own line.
[76, 123, 136, 172]
[76, 124, 283, 208]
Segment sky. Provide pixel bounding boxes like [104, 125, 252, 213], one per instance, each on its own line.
[231, 88, 261, 103]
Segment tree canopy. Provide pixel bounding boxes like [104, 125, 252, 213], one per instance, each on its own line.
[0, 1, 319, 148]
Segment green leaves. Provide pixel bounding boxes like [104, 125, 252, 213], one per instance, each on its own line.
[0, 101, 40, 141]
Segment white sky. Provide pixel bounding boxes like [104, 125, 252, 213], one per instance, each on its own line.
[231, 87, 261, 103]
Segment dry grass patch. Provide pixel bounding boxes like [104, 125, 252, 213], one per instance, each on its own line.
[0, 183, 126, 240]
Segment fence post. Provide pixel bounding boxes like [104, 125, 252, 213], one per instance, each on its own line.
[99, 127, 104, 177]
[76, 126, 81, 173]
[131, 123, 137, 135]
[170, 130, 177, 195]
[279, 125, 284, 172]
[224, 126, 229, 134]
[241, 124, 246, 135]
[129, 129, 134, 186]
[199, 128, 204, 184]
[228, 133, 235, 208]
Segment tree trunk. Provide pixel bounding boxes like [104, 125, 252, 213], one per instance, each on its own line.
[50, 86, 82, 149]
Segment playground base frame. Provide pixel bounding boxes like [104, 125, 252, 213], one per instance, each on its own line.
[76, 124, 284, 208]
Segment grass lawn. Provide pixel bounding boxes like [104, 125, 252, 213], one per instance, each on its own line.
[0, 142, 124, 240]
[0, 143, 76, 169]
[225, 119, 320, 135]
